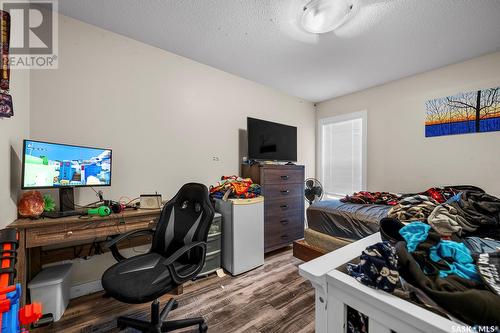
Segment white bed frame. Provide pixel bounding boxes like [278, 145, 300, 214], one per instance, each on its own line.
[299, 233, 458, 333]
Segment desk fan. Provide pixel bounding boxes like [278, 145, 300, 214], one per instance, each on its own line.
[305, 178, 324, 205]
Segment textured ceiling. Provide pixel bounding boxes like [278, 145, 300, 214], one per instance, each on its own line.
[58, 0, 500, 102]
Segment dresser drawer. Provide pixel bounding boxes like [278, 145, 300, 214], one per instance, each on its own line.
[26, 218, 156, 248]
[266, 211, 303, 229]
[264, 197, 303, 211]
[265, 217, 304, 248]
[262, 168, 304, 185]
[263, 184, 303, 199]
[266, 198, 302, 219]
[26, 225, 70, 248]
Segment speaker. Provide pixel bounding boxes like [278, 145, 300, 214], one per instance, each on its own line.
[140, 194, 162, 210]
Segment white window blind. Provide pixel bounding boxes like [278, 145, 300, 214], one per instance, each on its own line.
[320, 112, 365, 196]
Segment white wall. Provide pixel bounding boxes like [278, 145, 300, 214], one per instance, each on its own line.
[30, 15, 316, 205]
[0, 67, 30, 229]
[317, 52, 500, 196]
[30, 15, 315, 287]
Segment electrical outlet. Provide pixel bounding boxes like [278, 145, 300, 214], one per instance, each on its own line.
[212, 156, 220, 162]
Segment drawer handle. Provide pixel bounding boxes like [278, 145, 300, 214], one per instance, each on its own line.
[280, 175, 289, 180]
[281, 235, 289, 239]
[280, 190, 290, 195]
[280, 219, 289, 225]
[66, 231, 73, 237]
[280, 205, 289, 209]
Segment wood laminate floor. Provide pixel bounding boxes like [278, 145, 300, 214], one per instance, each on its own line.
[35, 247, 315, 333]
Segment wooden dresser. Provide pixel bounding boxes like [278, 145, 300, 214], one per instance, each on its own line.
[242, 164, 305, 253]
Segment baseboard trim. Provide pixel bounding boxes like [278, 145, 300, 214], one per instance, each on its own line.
[70, 280, 103, 299]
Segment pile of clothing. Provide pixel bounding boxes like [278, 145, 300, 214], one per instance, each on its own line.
[393, 190, 500, 239]
[399, 222, 480, 281]
[347, 241, 400, 292]
[347, 217, 500, 326]
[209, 176, 261, 200]
[446, 191, 500, 237]
[342, 186, 500, 239]
[340, 191, 400, 205]
[388, 195, 438, 222]
[340, 187, 467, 206]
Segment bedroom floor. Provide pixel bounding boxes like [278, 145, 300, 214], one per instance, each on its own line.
[35, 247, 315, 333]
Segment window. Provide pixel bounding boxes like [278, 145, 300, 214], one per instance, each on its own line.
[318, 111, 367, 197]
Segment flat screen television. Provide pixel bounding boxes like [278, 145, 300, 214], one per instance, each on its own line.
[22, 139, 112, 189]
[247, 117, 297, 162]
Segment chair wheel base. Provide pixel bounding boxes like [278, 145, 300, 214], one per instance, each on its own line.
[199, 322, 208, 332]
[115, 299, 207, 332]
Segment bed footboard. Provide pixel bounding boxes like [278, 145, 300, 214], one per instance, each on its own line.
[299, 233, 457, 333]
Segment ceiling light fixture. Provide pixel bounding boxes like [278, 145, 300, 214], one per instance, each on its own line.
[301, 0, 356, 34]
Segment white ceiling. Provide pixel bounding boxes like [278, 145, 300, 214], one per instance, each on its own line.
[58, 0, 500, 102]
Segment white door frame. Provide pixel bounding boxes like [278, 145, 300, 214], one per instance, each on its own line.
[317, 110, 368, 197]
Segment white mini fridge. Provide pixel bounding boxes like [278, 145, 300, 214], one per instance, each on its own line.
[215, 197, 264, 275]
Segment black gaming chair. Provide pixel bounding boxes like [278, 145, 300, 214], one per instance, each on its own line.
[101, 183, 214, 333]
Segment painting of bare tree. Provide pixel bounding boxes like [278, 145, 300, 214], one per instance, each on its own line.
[425, 86, 500, 137]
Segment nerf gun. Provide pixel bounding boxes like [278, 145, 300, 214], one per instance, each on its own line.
[0, 229, 42, 332]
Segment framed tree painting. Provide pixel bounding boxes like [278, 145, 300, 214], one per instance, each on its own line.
[425, 86, 500, 137]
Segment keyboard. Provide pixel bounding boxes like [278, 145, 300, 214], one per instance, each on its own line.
[41, 210, 84, 218]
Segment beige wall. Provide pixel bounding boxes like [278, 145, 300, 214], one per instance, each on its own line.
[30, 15, 315, 287]
[0, 69, 30, 229]
[30, 15, 315, 205]
[317, 52, 500, 197]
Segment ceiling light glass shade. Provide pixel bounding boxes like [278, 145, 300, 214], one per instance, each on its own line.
[301, 0, 355, 34]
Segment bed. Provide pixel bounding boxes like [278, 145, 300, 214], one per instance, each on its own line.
[299, 233, 457, 333]
[297, 189, 500, 332]
[294, 199, 390, 261]
[307, 199, 390, 240]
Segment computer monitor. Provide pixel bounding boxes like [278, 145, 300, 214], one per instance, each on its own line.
[22, 140, 112, 211]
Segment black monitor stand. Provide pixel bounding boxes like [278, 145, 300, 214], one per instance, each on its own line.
[42, 187, 82, 218]
[59, 187, 75, 211]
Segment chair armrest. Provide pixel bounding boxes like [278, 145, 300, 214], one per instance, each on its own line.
[106, 229, 155, 248]
[107, 229, 155, 262]
[163, 241, 207, 284]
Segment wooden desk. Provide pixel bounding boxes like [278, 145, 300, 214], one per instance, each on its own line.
[8, 209, 162, 305]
